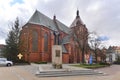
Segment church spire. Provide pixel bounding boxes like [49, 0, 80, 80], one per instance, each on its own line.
[76, 10, 79, 17]
[70, 10, 85, 28]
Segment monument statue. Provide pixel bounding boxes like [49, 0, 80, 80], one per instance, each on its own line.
[54, 31, 60, 45]
[52, 31, 62, 69]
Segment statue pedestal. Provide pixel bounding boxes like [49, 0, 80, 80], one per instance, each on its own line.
[52, 45, 62, 69]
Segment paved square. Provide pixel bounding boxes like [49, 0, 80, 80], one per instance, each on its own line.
[0, 64, 120, 80]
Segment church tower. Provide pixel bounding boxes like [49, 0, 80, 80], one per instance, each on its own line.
[70, 10, 89, 63]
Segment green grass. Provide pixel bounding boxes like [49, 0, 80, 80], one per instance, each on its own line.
[72, 64, 109, 69]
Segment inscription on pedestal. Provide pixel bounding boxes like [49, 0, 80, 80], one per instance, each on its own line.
[56, 50, 60, 57]
[52, 45, 62, 69]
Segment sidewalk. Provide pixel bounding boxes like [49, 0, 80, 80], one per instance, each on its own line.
[17, 64, 120, 80]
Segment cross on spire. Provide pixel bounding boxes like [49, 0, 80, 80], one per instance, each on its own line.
[77, 10, 79, 17]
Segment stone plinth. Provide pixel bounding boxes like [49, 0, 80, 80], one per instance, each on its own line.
[52, 45, 62, 69]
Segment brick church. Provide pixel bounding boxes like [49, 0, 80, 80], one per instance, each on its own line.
[20, 10, 89, 63]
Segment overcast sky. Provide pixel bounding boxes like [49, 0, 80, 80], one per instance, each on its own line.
[0, 0, 120, 47]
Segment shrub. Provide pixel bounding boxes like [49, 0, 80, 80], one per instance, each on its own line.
[114, 55, 120, 64]
[99, 62, 110, 66]
[14, 60, 30, 65]
[34, 61, 47, 64]
[114, 61, 120, 64]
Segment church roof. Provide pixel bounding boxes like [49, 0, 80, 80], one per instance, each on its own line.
[28, 10, 70, 34]
[62, 45, 67, 53]
[70, 10, 84, 28]
[28, 10, 57, 31]
[61, 35, 71, 44]
[56, 20, 70, 34]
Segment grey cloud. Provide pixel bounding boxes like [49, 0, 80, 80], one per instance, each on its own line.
[72, 0, 120, 44]
[0, 0, 120, 46]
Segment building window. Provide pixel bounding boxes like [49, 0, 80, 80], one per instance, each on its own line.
[32, 30, 38, 52]
[44, 33, 48, 52]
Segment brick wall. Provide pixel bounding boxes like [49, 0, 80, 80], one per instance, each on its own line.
[62, 53, 69, 63]
[21, 23, 71, 63]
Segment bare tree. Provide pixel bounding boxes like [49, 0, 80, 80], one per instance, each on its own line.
[89, 32, 101, 63]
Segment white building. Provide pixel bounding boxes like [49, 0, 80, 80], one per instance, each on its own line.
[106, 46, 117, 63]
[106, 53, 117, 63]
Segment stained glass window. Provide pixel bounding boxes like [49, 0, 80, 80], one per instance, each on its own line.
[44, 33, 48, 52]
[32, 30, 38, 52]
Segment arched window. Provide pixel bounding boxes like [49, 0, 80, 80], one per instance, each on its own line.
[44, 33, 48, 52]
[32, 30, 38, 52]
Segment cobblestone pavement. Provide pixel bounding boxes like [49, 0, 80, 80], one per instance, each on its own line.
[17, 64, 120, 80]
[94, 65, 120, 75]
[0, 64, 120, 80]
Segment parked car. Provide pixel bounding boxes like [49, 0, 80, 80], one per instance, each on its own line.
[0, 58, 13, 66]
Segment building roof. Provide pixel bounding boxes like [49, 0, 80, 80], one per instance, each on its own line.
[107, 46, 120, 54]
[70, 10, 84, 28]
[28, 10, 70, 34]
[62, 45, 67, 53]
[61, 35, 71, 44]
[28, 10, 58, 31]
[0, 44, 5, 49]
[56, 20, 70, 34]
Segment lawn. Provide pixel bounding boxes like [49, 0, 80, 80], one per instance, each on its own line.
[72, 64, 110, 69]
